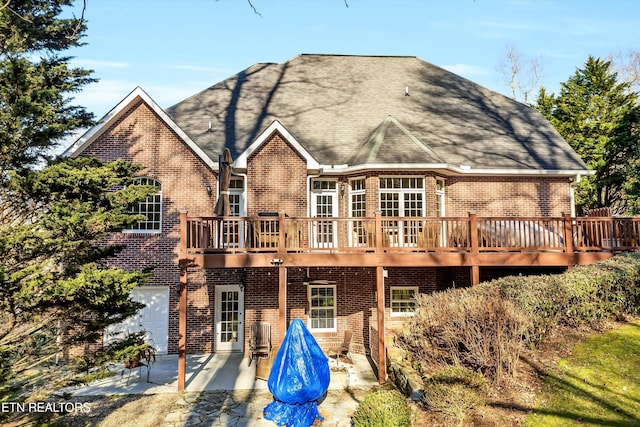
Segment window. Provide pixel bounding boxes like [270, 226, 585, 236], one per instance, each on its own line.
[228, 177, 244, 217]
[308, 284, 336, 331]
[379, 177, 425, 245]
[312, 180, 337, 191]
[223, 176, 244, 247]
[391, 287, 418, 316]
[350, 178, 366, 218]
[435, 178, 445, 217]
[350, 178, 367, 246]
[126, 177, 162, 233]
[311, 180, 338, 248]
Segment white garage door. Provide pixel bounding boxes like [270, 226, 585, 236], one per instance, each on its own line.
[105, 286, 169, 354]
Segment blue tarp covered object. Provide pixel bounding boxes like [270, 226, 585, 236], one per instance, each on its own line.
[263, 318, 330, 427]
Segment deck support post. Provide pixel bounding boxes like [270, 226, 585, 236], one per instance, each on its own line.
[277, 212, 287, 343]
[376, 266, 386, 384]
[178, 210, 188, 391]
[278, 265, 287, 344]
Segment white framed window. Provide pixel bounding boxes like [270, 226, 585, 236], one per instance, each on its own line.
[308, 284, 337, 331]
[126, 177, 162, 233]
[312, 180, 337, 192]
[435, 178, 445, 217]
[349, 177, 367, 246]
[349, 177, 366, 218]
[379, 177, 425, 245]
[221, 176, 245, 248]
[228, 177, 245, 217]
[390, 286, 419, 316]
[379, 177, 424, 216]
[310, 179, 338, 249]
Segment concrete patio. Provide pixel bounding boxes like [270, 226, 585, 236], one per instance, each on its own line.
[66, 352, 379, 396]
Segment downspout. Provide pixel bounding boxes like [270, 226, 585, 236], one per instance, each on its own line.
[570, 174, 581, 217]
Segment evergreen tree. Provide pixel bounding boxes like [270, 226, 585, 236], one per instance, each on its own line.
[535, 56, 640, 215]
[0, 0, 95, 172]
[0, 1, 154, 398]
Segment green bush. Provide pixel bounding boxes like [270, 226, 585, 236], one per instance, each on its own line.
[490, 274, 565, 343]
[493, 254, 640, 333]
[422, 366, 488, 423]
[352, 389, 411, 427]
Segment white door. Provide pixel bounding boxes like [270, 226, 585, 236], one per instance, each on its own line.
[311, 181, 338, 248]
[215, 285, 244, 352]
[104, 286, 169, 354]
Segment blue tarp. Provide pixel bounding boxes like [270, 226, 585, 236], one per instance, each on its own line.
[263, 318, 330, 427]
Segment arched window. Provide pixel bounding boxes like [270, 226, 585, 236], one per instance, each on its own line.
[126, 177, 162, 233]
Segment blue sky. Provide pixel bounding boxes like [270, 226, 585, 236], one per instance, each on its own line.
[64, 0, 640, 119]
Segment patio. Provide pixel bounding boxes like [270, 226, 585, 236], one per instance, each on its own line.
[67, 352, 379, 396]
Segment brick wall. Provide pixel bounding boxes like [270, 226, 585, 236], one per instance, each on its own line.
[338, 172, 570, 218]
[247, 131, 307, 216]
[185, 266, 461, 358]
[79, 100, 218, 353]
[78, 97, 575, 359]
[446, 176, 570, 217]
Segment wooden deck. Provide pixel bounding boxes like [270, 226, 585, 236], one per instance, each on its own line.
[179, 211, 640, 271]
[176, 210, 640, 388]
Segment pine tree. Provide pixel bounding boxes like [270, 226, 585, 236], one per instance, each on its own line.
[0, 0, 95, 172]
[0, 1, 154, 398]
[535, 56, 640, 214]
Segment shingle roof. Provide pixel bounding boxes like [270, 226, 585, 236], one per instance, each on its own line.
[165, 54, 588, 172]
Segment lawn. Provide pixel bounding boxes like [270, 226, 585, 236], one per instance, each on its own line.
[525, 320, 640, 426]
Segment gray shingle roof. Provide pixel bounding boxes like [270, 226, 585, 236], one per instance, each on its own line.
[165, 54, 588, 172]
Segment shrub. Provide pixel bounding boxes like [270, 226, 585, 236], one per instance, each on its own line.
[560, 255, 640, 326]
[394, 254, 640, 389]
[352, 389, 411, 427]
[422, 366, 488, 423]
[395, 286, 529, 382]
[494, 253, 640, 332]
[490, 274, 565, 344]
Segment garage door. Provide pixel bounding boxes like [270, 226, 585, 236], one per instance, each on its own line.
[105, 286, 169, 354]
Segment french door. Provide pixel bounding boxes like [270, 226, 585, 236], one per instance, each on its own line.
[215, 285, 244, 352]
[311, 180, 338, 249]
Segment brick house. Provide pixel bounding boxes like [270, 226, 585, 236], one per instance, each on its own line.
[67, 54, 599, 385]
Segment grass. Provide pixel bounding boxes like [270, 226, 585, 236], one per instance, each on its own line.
[525, 320, 640, 426]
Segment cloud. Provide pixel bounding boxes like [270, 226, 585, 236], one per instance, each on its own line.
[71, 59, 130, 69]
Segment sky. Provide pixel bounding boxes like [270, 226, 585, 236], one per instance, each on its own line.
[62, 0, 640, 121]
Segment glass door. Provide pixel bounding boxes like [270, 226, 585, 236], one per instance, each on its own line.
[311, 180, 338, 249]
[215, 284, 244, 352]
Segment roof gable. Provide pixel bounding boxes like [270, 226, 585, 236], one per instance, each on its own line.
[233, 120, 320, 171]
[64, 87, 217, 171]
[349, 116, 445, 165]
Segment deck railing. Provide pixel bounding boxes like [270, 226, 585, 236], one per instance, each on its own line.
[182, 212, 640, 255]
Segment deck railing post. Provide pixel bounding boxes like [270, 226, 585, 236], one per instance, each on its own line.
[375, 211, 383, 253]
[469, 211, 479, 286]
[562, 212, 574, 254]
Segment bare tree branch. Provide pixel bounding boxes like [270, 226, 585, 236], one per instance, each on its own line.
[247, 0, 262, 17]
[67, 0, 87, 39]
[496, 45, 542, 104]
[609, 50, 640, 95]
